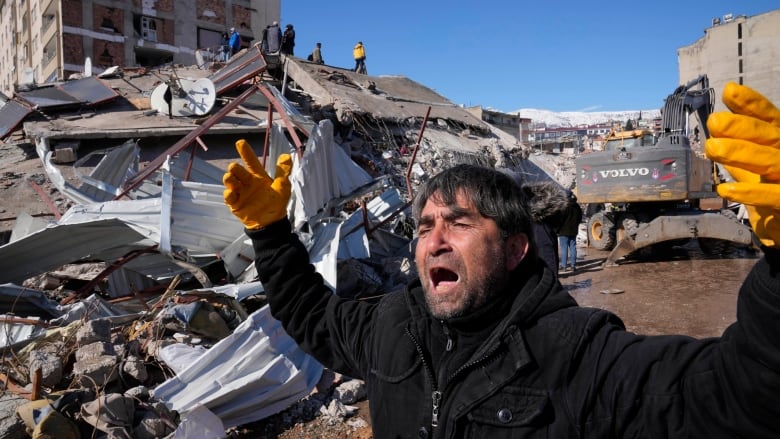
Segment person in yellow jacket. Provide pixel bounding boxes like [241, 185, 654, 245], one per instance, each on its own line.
[353, 41, 366, 74]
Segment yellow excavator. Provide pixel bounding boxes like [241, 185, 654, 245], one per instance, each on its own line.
[574, 75, 759, 265]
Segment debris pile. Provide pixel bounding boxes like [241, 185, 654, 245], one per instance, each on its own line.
[0, 46, 574, 437]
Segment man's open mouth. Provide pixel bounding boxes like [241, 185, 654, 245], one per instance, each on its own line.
[430, 267, 459, 288]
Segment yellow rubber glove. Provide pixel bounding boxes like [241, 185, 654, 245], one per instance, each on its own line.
[223, 139, 293, 230]
[705, 82, 780, 247]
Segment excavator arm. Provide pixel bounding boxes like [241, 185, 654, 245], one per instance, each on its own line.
[661, 74, 715, 139]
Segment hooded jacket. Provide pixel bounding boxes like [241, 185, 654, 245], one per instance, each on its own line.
[249, 218, 780, 438]
[523, 181, 569, 273]
[353, 42, 366, 60]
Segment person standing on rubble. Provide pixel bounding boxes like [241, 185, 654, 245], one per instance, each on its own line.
[223, 83, 780, 437]
[309, 42, 324, 64]
[228, 27, 241, 57]
[281, 24, 295, 56]
[265, 21, 282, 54]
[220, 32, 230, 62]
[353, 41, 366, 74]
[556, 190, 583, 272]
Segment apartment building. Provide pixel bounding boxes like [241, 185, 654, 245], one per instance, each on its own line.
[678, 8, 780, 112]
[0, 0, 280, 96]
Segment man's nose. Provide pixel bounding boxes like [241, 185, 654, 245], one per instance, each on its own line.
[424, 223, 451, 256]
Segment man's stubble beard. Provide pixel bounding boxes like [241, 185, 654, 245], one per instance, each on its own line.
[422, 252, 510, 320]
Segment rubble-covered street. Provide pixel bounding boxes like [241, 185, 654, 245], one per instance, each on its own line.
[0, 48, 761, 438]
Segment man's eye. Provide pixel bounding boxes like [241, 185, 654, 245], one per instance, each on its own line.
[417, 227, 430, 236]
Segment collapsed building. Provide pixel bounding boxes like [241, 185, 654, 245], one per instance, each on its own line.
[0, 46, 569, 437]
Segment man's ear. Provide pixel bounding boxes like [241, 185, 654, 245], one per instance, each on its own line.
[505, 233, 530, 271]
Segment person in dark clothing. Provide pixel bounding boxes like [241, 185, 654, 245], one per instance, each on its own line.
[260, 26, 269, 54]
[265, 21, 282, 54]
[222, 82, 780, 438]
[498, 170, 567, 276]
[521, 180, 569, 276]
[557, 191, 583, 272]
[219, 32, 230, 62]
[280, 24, 295, 55]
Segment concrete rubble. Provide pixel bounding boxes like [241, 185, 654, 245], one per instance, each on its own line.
[0, 44, 575, 438]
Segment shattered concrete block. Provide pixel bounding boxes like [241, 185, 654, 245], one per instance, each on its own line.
[144, 339, 176, 357]
[347, 417, 369, 429]
[51, 147, 78, 164]
[73, 355, 118, 387]
[319, 399, 358, 425]
[134, 410, 174, 439]
[75, 341, 116, 362]
[76, 319, 111, 345]
[122, 355, 148, 382]
[1, 394, 28, 439]
[28, 350, 63, 388]
[124, 386, 150, 401]
[37, 274, 62, 290]
[334, 379, 366, 405]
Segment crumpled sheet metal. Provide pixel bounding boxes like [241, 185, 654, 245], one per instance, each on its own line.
[152, 304, 323, 429]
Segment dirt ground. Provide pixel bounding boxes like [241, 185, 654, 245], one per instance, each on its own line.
[562, 244, 759, 339]
[0, 142, 760, 437]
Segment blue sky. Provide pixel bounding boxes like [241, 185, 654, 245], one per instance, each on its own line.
[282, 2, 778, 113]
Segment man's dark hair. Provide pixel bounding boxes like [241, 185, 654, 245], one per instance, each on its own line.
[412, 164, 533, 240]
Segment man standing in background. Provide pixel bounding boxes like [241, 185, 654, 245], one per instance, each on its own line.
[353, 41, 366, 74]
[311, 42, 324, 64]
[281, 24, 296, 55]
[557, 191, 583, 272]
[228, 27, 241, 57]
[265, 21, 282, 54]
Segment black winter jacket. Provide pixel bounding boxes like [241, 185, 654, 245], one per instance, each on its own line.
[249, 218, 780, 438]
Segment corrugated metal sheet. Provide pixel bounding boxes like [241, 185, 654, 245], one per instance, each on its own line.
[0, 98, 32, 139]
[0, 284, 62, 317]
[16, 85, 81, 109]
[208, 45, 267, 95]
[0, 218, 156, 284]
[59, 76, 120, 105]
[290, 120, 373, 229]
[72, 140, 140, 202]
[152, 304, 322, 429]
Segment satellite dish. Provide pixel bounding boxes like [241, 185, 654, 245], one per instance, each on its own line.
[84, 57, 92, 77]
[150, 77, 216, 117]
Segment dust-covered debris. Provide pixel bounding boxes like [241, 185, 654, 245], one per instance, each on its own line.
[0, 49, 579, 438]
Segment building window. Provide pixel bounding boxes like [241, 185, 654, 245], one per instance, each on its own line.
[737, 23, 742, 39]
[738, 42, 742, 56]
[739, 59, 743, 74]
[140, 16, 157, 41]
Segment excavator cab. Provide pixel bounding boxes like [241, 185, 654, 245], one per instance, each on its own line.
[602, 130, 656, 152]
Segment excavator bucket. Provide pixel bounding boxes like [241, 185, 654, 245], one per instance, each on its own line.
[602, 212, 760, 266]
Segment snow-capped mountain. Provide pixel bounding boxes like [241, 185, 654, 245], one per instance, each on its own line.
[511, 108, 662, 128]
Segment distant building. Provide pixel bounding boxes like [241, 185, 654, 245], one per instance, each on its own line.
[0, 0, 280, 96]
[467, 106, 533, 144]
[678, 8, 780, 112]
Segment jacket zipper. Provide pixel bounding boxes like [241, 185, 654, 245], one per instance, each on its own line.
[405, 327, 441, 428]
[406, 324, 505, 430]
